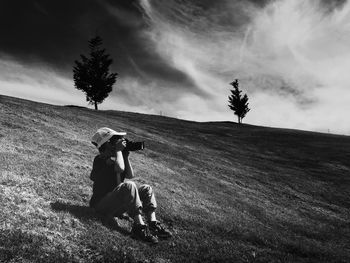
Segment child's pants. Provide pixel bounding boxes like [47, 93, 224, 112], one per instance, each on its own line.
[94, 181, 157, 218]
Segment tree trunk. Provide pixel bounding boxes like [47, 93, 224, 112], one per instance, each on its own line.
[94, 101, 98, 110]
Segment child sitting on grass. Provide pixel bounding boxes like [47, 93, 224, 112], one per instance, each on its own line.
[89, 127, 172, 244]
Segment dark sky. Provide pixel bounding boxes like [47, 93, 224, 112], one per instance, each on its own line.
[0, 0, 197, 89]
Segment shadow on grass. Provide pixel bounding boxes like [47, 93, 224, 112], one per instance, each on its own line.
[50, 200, 131, 236]
[50, 200, 98, 221]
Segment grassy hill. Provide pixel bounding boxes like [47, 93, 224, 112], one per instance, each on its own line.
[0, 94, 349, 263]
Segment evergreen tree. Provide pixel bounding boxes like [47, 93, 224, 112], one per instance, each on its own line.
[73, 36, 117, 110]
[228, 79, 250, 124]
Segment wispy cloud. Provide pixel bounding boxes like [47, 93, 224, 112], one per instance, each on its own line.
[0, 58, 84, 106]
[137, 0, 350, 134]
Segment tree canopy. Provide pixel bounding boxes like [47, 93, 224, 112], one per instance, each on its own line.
[73, 36, 117, 110]
[228, 79, 250, 124]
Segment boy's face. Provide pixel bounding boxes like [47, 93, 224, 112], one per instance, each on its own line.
[104, 135, 124, 156]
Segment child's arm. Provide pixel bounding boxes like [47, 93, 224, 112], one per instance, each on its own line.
[114, 139, 126, 173]
[123, 151, 134, 179]
[114, 151, 125, 173]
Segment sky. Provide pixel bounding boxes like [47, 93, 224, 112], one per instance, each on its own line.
[0, 0, 349, 135]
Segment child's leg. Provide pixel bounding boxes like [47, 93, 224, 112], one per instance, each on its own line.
[95, 181, 143, 221]
[138, 184, 157, 222]
[138, 184, 172, 239]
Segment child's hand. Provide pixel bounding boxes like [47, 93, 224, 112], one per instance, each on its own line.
[115, 139, 126, 152]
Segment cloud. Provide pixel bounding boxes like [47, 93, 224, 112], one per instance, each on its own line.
[136, 0, 350, 134]
[0, 58, 84, 105]
[0, 57, 188, 118]
[241, 0, 350, 133]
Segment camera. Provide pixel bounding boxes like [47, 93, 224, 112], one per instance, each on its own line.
[124, 139, 145, 152]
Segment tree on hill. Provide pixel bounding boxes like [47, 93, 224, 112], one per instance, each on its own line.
[73, 36, 117, 110]
[228, 79, 250, 124]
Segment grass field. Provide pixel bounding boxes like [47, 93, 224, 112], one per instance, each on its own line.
[0, 94, 349, 263]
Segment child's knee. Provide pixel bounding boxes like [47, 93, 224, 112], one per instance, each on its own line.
[122, 181, 137, 190]
[141, 184, 153, 193]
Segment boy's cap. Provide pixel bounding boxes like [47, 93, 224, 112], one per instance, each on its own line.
[91, 127, 126, 148]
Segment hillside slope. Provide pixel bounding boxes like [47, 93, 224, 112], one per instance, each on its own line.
[0, 94, 350, 263]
